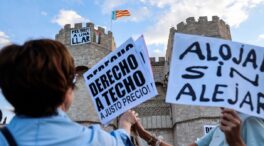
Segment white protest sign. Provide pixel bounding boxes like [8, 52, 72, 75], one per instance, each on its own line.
[135, 35, 154, 80]
[166, 33, 264, 119]
[203, 125, 217, 135]
[135, 35, 157, 95]
[71, 27, 91, 45]
[83, 38, 157, 124]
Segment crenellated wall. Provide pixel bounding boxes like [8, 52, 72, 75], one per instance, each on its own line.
[56, 22, 115, 68]
[149, 57, 166, 83]
[175, 16, 231, 39]
[166, 16, 231, 64]
[56, 22, 115, 50]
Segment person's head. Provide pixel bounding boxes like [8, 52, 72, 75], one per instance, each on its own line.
[0, 39, 75, 117]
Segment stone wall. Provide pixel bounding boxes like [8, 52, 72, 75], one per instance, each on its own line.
[172, 105, 220, 145]
[134, 84, 171, 122]
[150, 57, 165, 83]
[134, 82, 173, 145]
[150, 128, 174, 145]
[67, 73, 99, 122]
[174, 118, 219, 146]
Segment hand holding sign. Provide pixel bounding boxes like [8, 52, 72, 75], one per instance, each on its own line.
[166, 33, 264, 119]
[118, 110, 139, 135]
[83, 36, 157, 124]
[220, 108, 246, 146]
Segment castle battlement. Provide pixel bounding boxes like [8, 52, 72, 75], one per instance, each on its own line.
[56, 22, 112, 39]
[176, 16, 230, 32]
[150, 57, 165, 66]
[55, 22, 115, 52]
[167, 16, 232, 63]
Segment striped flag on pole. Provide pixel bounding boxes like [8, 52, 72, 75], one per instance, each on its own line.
[112, 10, 131, 20]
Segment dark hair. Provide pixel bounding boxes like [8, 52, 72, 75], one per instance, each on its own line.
[0, 39, 75, 117]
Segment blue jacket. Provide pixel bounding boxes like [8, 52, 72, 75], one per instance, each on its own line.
[0, 109, 133, 146]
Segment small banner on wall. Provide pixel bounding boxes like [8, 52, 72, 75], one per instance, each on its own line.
[71, 27, 91, 45]
[83, 36, 157, 124]
[166, 33, 264, 119]
[203, 125, 217, 135]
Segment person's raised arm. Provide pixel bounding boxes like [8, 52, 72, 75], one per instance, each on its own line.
[187, 143, 197, 146]
[134, 119, 172, 146]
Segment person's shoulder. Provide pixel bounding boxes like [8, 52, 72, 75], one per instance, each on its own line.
[86, 124, 108, 135]
[243, 116, 264, 126]
[87, 124, 129, 137]
[242, 117, 264, 145]
[195, 126, 221, 146]
[242, 116, 264, 135]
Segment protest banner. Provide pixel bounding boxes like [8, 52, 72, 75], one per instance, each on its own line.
[71, 27, 91, 45]
[203, 125, 216, 135]
[83, 37, 157, 124]
[166, 33, 264, 119]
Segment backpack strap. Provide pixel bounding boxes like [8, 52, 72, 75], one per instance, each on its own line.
[0, 127, 18, 146]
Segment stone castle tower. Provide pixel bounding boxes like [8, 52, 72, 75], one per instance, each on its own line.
[55, 16, 232, 146]
[169, 16, 231, 146]
[56, 22, 117, 129]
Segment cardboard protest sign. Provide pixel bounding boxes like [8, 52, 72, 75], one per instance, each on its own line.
[71, 27, 91, 45]
[83, 38, 157, 124]
[135, 36, 157, 95]
[203, 125, 216, 135]
[166, 33, 264, 119]
[135, 35, 154, 80]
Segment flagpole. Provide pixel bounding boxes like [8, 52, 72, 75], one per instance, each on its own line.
[110, 16, 112, 32]
[110, 10, 113, 32]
